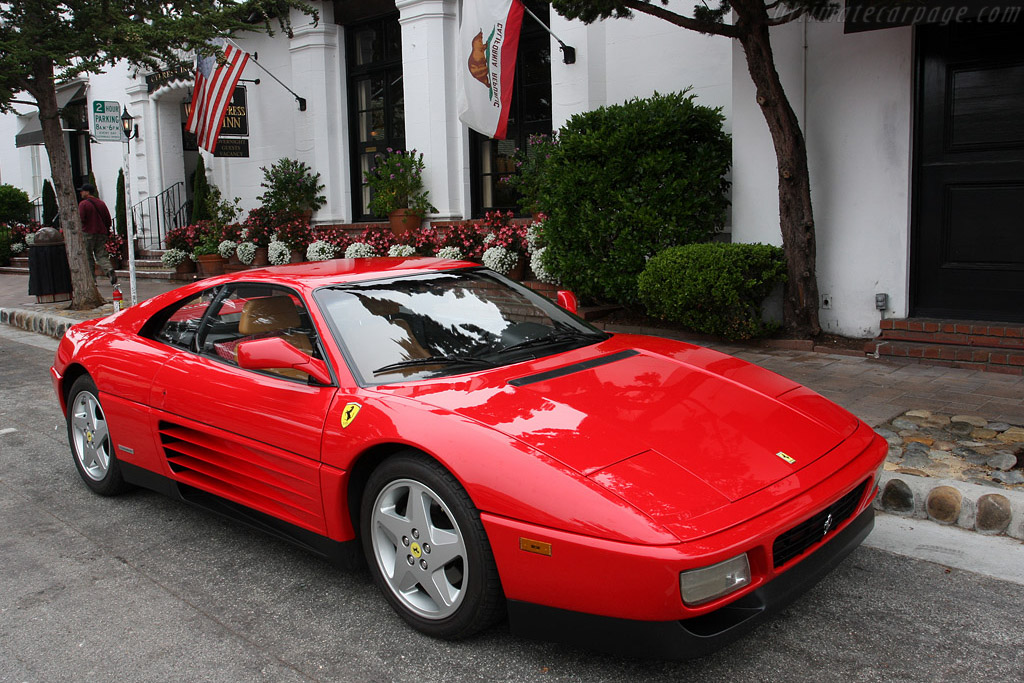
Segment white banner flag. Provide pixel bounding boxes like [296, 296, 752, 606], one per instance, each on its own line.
[457, 0, 525, 139]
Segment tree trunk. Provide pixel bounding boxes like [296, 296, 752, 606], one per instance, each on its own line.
[735, 6, 820, 337]
[28, 60, 104, 310]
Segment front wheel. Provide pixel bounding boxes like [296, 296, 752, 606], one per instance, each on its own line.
[360, 452, 503, 639]
[66, 375, 131, 496]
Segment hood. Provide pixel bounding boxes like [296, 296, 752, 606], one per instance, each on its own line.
[382, 335, 859, 504]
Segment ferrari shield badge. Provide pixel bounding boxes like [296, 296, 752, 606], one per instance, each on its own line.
[776, 451, 796, 465]
[341, 402, 362, 429]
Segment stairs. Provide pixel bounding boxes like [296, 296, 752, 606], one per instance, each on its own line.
[0, 252, 179, 280]
[871, 318, 1024, 375]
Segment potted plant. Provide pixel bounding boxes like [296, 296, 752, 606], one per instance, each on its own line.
[191, 221, 226, 276]
[479, 210, 528, 279]
[104, 232, 127, 271]
[363, 148, 437, 235]
[257, 158, 326, 222]
[500, 133, 558, 217]
[164, 224, 200, 273]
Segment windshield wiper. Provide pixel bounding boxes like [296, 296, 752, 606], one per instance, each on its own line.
[373, 355, 496, 375]
[495, 327, 607, 355]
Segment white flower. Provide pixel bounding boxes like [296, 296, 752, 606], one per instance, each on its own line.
[217, 240, 237, 259]
[483, 232, 496, 245]
[388, 244, 416, 257]
[236, 241, 257, 265]
[482, 245, 519, 275]
[530, 247, 559, 284]
[307, 240, 339, 261]
[10, 242, 25, 254]
[161, 248, 188, 268]
[268, 240, 291, 265]
[24, 233, 35, 246]
[240, 227, 249, 240]
[435, 246, 463, 260]
[344, 242, 377, 259]
[526, 221, 546, 254]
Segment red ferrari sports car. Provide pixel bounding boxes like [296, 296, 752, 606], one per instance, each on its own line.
[52, 258, 886, 658]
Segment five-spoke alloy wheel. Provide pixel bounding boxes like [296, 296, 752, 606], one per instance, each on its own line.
[67, 376, 130, 496]
[361, 452, 503, 639]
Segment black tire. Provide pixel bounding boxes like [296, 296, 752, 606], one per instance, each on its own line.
[360, 451, 504, 639]
[66, 375, 131, 496]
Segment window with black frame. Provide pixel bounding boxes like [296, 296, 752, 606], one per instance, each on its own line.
[469, 1, 553, 218]
[346, 14, 405, 221]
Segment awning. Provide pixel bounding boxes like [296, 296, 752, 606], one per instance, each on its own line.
[844, 1, 1024, 34]
[14, 80, 89, 148]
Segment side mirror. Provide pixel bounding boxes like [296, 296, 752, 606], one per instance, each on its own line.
[236, 337, 333, 385]
[556, 290, 579, 315]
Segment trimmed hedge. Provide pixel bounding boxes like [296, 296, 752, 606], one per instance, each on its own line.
[535, 91, 731, 305]
[0, 184, 32, 224]
[638, 242, 787, 340]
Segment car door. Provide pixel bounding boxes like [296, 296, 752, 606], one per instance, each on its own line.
[148, 283, 338, 535]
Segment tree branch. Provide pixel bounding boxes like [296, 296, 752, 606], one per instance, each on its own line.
[768, 8, 806, 26]
[620, 0, 742, 38]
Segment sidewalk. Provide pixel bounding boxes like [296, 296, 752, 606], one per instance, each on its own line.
[2, 270, 1022, 541]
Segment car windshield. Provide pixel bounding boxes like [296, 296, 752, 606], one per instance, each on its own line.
[314, 268, 607, 385]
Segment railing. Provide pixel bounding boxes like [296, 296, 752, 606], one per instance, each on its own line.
[130, 182, 187, 251]
[30, 198, 44, 224]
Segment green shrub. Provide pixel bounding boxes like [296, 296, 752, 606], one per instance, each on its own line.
[638, 242, 787, 340]
[535, 91, 731, 305]
[115, 169, 128, 237]
[192, 156, 212, 223]
[0, 184, 32, 224]
[0, 227, 11, 266]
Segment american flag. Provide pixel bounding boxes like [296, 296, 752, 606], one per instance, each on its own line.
[186, 41, 249, 153]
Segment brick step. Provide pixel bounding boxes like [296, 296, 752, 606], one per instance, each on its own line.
[879, 318, 1024, 350]
[872, 339, 1024, 375]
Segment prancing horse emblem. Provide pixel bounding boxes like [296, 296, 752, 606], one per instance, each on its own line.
[341, 402, 362, 429]
[822, 512, 834, 537]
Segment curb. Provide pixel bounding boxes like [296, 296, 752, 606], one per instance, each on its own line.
[1, 306, 81, 340]
[875, 471, 1024, 540]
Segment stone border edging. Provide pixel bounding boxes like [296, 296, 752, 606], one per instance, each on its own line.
[0, 307, 79, 340]
[875, 471, 1024, 539]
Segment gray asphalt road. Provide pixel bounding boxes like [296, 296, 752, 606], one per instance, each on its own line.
[1, 332, 1022, 682]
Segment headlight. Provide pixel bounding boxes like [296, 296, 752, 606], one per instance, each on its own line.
[680, 553, 751, 606]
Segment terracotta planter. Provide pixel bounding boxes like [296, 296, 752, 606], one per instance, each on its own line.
[389, 209, 422, 236]
[507, 255, 526, 281]
[252, 247, 270, 266]
[175, 258, 197, 275]
[196, 253, 226, 276]
[224, 263, 249, 273]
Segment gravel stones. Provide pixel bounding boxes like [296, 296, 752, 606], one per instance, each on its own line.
[881, 410, 1024, 490]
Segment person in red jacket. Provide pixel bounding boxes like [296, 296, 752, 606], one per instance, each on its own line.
[77, 183, 117, 285]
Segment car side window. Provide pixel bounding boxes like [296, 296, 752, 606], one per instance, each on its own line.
[148, 289, 219, 350]
[196, 284, 324, 381]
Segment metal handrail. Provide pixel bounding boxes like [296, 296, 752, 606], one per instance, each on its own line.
[130, 181, 187, 250]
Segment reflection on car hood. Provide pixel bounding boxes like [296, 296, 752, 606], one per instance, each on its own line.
[385, 334, 859, 504]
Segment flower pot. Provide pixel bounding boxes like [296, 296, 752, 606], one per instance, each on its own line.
[252, 247, 270, 266]
[290, 249, 305, 263]
[196, 253, 226, 276]
[508, 255, 526, 281]
[175, 258, 197, 275]
[389, 209, 422, 236]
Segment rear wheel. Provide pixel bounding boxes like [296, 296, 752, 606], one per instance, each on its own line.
[361, 452, 503, 639]
[67, 376, 130, 496]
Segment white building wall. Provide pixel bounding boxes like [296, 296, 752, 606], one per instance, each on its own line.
[731, 19, 913, 337]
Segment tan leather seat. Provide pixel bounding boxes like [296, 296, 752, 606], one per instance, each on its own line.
[233, 296, 314, 380]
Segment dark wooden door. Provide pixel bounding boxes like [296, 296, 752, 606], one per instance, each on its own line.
[913, 22, 1024, 322]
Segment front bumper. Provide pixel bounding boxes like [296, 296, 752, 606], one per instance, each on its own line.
[506, 504, 874, 660]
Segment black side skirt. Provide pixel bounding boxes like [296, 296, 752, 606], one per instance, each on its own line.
[120, 462, 361, 569]
[506, 505, 875, 660]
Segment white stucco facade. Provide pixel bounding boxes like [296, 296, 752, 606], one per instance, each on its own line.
[1, 2, 926, 337]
